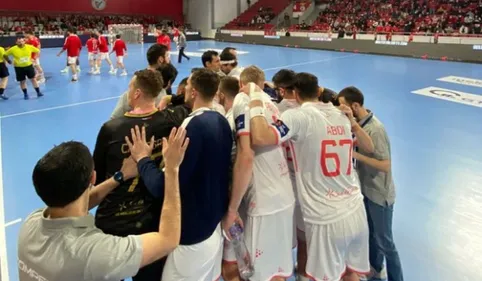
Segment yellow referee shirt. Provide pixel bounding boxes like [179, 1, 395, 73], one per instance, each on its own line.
[5, 45, 39, 67]
[0, 47, 5, 63]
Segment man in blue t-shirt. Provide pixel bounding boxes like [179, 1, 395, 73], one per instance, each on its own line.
[128, 68, 233, 281]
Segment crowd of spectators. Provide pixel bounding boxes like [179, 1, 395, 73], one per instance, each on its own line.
[249, 7, 276, 27]
[0, 13, 183, 35]
[292, 0, 482, 35]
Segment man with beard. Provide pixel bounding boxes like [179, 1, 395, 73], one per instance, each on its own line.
[111, 44, 172, 119]
[93, 69, 189, 281]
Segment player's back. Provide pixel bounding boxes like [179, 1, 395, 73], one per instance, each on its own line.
[93, 108, 188, 236]
[87, 38, 98, 52]
[286, 102, 363, 225]
[179, 109, 232, 245]
[233, 92, 294, 216]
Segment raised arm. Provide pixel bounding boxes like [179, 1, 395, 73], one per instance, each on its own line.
[138, 127, 188, 266]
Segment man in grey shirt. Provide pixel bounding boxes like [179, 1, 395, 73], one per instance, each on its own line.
[338, 87, 403, 281]
[177, 27, 190, 63]
[111, 44, 172, 119]
[18, 126, 189, 281]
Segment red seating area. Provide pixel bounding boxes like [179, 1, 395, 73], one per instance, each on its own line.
[289, 0, 482, 34]
[224, 0, 291, 30]
[0, 12, 182, 35]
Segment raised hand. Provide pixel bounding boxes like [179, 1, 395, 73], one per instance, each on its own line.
[162, 127, 190, 170]
[125, 125, 155, 162]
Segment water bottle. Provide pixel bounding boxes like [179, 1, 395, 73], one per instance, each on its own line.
[229, 223, 255, 280]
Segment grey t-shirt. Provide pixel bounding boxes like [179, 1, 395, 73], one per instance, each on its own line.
[111, 89, 167, 119]
[18, 209, 143, 281]
[356, 112, 396, 206]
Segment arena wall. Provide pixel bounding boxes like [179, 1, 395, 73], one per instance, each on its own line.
[215, 31, 482, 63]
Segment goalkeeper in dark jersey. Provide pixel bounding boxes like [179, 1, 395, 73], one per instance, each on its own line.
[92, 69, 189, 281]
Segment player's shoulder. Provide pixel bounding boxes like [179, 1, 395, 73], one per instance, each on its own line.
[233, 92, 250, 108]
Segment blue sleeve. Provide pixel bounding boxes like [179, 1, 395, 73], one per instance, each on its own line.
[138, 157, 165, 198]
[137, 117, 202, 198]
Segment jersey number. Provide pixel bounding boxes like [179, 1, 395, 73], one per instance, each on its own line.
[320, 139, 353, 177]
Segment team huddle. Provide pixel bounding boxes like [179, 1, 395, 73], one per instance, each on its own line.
[18, 44, 401, 281]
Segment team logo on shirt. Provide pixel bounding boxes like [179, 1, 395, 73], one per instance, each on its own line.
[273, 120, 289, 138]
[92, 0, 107, 10]
[235, 114, 245, 131]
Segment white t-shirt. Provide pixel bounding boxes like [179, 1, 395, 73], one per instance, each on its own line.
[277, 99, 300, 204]
[275, 102, 363, 225]
[232, 92, 295, 216]
[228, 67, 244, 79]
[212, 101, 226, 115]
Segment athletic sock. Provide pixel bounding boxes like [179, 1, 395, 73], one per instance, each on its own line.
[0, 88, 4, 95]
[22, 88, 27, 95]
[34, 87, 40, 94]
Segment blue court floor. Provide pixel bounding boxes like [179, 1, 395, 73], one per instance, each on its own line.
[0, 40, 481, 281]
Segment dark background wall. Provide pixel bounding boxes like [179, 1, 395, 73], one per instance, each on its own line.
[216, 33, 482, 63]
[0, 0, 183, 21]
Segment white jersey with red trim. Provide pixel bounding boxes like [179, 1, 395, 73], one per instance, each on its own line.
[276, 102, 363, 225]
[276, 99, 300, 202]
[232, 92, 295, 216]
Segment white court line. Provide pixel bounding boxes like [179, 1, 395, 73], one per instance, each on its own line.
[3, 218, 22, 228]
[263, 54, 358, 71]
[0, 54, 357, 119]
[1, 85, 179, 119]
[0, 116, 10, 281]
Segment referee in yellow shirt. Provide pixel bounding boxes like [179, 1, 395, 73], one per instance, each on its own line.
[4, 38, 43, 100]
[0, 45, 11, 100]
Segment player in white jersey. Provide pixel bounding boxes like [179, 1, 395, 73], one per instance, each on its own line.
[246, 73, 375, 281]
[222, 66, 294, 281]
[271, 69, 310, 279]
[215, 76, 246, 281]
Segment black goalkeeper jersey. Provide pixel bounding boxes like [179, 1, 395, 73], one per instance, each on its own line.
[93, 106, 190, 236]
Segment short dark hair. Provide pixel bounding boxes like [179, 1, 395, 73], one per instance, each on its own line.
[33, 141, 93, 208]
[294, 73, 319, 100]
[272, 69, 296, 90]
[191, 68, 220, 101]
[67, 27, 75, 34]
[25, 30, 33, 35]
[134, 69, 164, 99]
[147, 44, 168, 66]
[90, 33, 96, 38]
[319, 87, 338, 105]
[221, 47, 236, 55]
[220, 51, 237, 67]
[179, 77, 188, 86]
[116, 34, 121, 39]
[337, 86, 364, 106]
[220, 76, 240, 99]
[202, 50, 219, 67]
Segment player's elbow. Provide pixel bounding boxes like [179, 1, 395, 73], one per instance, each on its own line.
[251, 132, 276, 147]
[380, 160, 391, 173]
[237, 149, 254, 167]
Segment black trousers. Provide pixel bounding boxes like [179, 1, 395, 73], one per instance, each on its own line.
[178, 47, 190, 63]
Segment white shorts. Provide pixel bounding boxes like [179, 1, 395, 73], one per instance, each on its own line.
[88, 52, 97, 60]
[162, 224, 223, 281]
[99, 52, 109, 60]
[245, 205, 294, 281]
[32, 58, 40, 66]
[305, 204, 370, 281]
[117, 56, 124, 63]
[67, 56, 78, 65]
[292, 204, 306, 247]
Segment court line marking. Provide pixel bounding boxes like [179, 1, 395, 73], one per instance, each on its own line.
[0, 54, 357, 119]
[0, 115, 11, 281]
[263, 54, 358, 71]
[3, 218, 22, 228]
